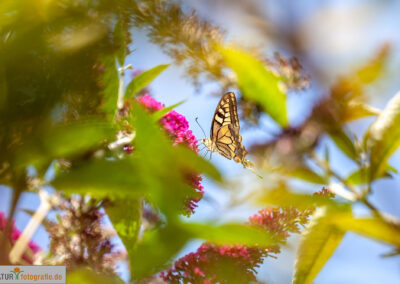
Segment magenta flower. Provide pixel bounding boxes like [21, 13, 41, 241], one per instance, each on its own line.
[160, 243, 266, 283]
[137, 94, 204, 213]
[161, 188, 335, 282]
[0, 212, 40, 264]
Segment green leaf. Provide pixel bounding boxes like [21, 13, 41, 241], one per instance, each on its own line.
[113, 19, 127, 66]
[67, 268, 124, 284]
[185, 223, 274, 246]
[125, 64, 170, 99]
[329, 128, 358, 162]
[152, 99, 186, 121]
[284, 166, 328, 185]
[132, 102, 220, 215]
[16, 120, 114, 169]
[106, 197, 142, 278]
[366, 91, 400, 180]
[131, 223, 191, 280]
[345, 165, 393, 185]
[345, 168, 368, 185]
[220, 47, 288, 126]
[292, 207, 345, 284]
[100, 55, 119, 116]
[175, 144, 221, 182]
[343, 101, 379, 122]
[259, 187, 340, 211]
[331, 215, 400, 247]
[51, 158, 145, 198]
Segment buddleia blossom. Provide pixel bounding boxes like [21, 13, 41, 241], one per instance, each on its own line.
[160, 243, 267, 283]
[161, 188, 334, 283]
[41, 197, 122, 274]
[137, 94, 204, 214]
[0, 212, 40, 264]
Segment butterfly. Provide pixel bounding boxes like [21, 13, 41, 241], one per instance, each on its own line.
[201, 92, 261, 178]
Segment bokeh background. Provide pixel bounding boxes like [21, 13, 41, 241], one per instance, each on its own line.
[2, 0, 400, 283]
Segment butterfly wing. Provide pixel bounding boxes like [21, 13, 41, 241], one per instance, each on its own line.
[215, 125, 236, 159]
[210, 92, 247, 161]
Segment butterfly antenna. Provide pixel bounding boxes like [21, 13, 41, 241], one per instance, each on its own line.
[202, 149, 209, 159]
[195, 117, 207, 139]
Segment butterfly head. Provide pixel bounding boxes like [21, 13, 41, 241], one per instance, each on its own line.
[201, 138, 213, 151]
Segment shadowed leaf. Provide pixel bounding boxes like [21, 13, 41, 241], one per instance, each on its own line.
[131, 223, 190, 280]
[67, 268, 124, 284]
[16, 120, 114, 169]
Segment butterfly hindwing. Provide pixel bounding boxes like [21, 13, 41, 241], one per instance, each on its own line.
[209, 92, 247, 161]
[215, 125, 235, 159]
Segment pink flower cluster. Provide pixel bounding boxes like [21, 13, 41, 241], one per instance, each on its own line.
[248, 207, 310, 242]
[160, 206, 307, 283]
[160, 243, 265, 283]
[136, 94, 204, 213]
[137, 94, 199, 151]
[0, 212, 40, 264]
[161, 188, 335, 283]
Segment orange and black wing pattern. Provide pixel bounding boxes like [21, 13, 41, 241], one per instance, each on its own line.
[210, 92, 247, 161]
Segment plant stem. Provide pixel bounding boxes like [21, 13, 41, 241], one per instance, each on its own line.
[310, 151, 359, 197]
[310, 151, 400, 226]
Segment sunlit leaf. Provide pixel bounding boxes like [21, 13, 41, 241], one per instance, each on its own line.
[259, 187, 341, 210]
[125, 64, 170, 99]
[49, 22, 107, 52]
[152, 100, 186, 121]
[331, 215, 400, 247]
[292, 207, 345, 284]
[329, 128, 358, 162]
[185, 223, 274, 246]
[284, 166, 327, 185]
[343, 101, 379, 122]
[220, 47, 288, 126]
[345, 165, 393, 185]
[366, 91, 400, 180]
[356, 45, 389, 84]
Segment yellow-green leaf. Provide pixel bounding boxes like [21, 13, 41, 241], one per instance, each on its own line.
[292, 207, 345, 284]
[185, 223, 274, 247]
[332, 215, 400, 247]
[152, 99, 186, 121]
[220, 47, 288, 126]
[366, 91, 400, 180]
[343, 101, 379, 122]
[125, 64, 169, 99]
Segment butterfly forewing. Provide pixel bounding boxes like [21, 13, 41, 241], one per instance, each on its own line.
[209, 92, 247, 161]
[203, 92, 261, 178]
